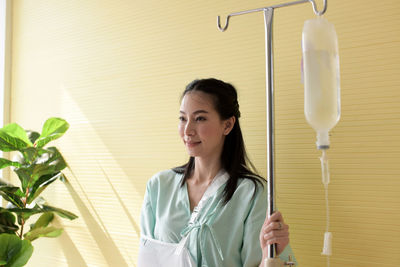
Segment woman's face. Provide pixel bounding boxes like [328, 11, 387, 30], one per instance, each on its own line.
[179, 91, 233, 160]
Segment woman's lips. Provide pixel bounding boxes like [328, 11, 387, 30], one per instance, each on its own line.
[185, 140, 201, 148]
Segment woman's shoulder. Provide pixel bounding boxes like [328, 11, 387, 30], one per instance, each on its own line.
[147, 169, 183, 188]
[235, 176, 267, 199]
[237, 175, 266, 189]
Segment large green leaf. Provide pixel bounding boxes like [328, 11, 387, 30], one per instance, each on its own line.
[0, 209, 18, 234]
[26, 147, 67, 190]
[0, 180, 23, 198]
[0, 123, 32, 152]
[0, 158, 22, 170]
[14, 167, 31, 192]
[26, 173, 61, 204]
[35, 118, 69, 148]
[7, 207, 41, 222]
[0, 187, 24, 208]
[0, 233, 34, 267]
[43, 147, 67, 171]
[4, 240, 33, 267]
[2, 124, 32, 146]
[30, 212, 54, 230]
[24, 226, 63, 242]
[25, 131, 40, 145]
[19, 147, 48, 165]
[28, 165, 55, 189]
[23, 212, 59, 242]
[15, 147, 66, 192]
[41, 205, 78, 220]
[20, 147, 37, 165]
[8, 204, 78, 222]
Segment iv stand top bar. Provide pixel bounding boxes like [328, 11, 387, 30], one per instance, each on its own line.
[217, 0, 327, 32]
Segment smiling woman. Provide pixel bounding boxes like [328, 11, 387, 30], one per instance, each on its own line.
[178, 91, 234, 163]
[138, 78, 295, 267]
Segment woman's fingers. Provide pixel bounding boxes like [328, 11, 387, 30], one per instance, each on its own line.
[263, 226, 289, 239]
[259, 211, 290, 255]
[264, 211, 284, 226]
[262, 223, 289, 240]
[261, 229, 289, 255]
[262, 221, 288, 233]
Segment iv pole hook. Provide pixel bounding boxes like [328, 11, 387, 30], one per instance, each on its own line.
[310, 0, 327, 16]
[217, 15, 231, 32]
[216, 0, 327, 32]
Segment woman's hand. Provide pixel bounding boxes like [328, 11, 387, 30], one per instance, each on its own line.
[259, 211, 289, 258]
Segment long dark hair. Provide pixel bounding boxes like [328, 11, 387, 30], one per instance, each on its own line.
[173, 78, 265, 204]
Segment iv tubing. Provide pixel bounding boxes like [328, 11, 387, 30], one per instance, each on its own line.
[320, 149, 332, 266]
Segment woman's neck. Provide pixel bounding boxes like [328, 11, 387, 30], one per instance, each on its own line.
[192, 156, 222, 184]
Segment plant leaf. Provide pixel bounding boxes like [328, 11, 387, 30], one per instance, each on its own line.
[26, 131, 40, 145]
[0, 158, 22, 170]
[2, 124, 32, 146]
[8, 203, 78, 222]
[20, 147, 37, 164]
[0, 179, 23, 198]
[5, 238, 33, 267]
[26, 172, 61, 204]
[0, 233, 22, 264]
[30, 212, 54, 230]
[0, 123, 32, 152]
[0, 187, 24, 208]
[26, 147, 67, 190]
[15, 147, 66, 192]
[0, 233, 33, 267]
[44, 147, 67, 171]
[27, 173, 61, 204]
[35, 118, 69, 148]
[14, 167, 31, 192]
[7, 207, 42, 222]
[41, 205, 78, 220]
[0, 209, 19, 234]
[24, 226, 63, 242]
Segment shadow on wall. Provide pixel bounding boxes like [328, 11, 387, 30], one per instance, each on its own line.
[53, 217, 88, 267]
[58, 86, 145, 264]
[98, 161, 141, 236]
[63, 173, 130, 267]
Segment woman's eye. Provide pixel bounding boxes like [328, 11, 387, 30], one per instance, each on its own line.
[195, 116, 206, 122]
[179, 116, 186, 122]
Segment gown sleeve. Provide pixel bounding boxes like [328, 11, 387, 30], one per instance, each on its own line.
[140, 176, 158, 237]
[240, 182, 267, 267]
[240, 181, 297, 267]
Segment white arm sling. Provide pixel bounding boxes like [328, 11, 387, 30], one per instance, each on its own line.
[137, 170, 229, 267]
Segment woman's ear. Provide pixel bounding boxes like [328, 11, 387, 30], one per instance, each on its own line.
[223, 116, 236, 135]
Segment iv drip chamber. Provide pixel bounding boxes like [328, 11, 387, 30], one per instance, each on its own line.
[302, 17, 341, 149]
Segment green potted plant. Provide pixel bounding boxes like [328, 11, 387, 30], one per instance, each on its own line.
[0, 117, 78, 267]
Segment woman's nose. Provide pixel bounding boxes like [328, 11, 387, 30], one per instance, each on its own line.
[184, 120, 195, 136]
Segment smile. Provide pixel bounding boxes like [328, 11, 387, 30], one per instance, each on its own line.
[185, 140, 201, 147]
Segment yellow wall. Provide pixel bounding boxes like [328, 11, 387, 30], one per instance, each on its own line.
[8, 0, 400, 266]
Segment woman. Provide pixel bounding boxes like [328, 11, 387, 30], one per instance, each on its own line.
[139, 78, 295, 267]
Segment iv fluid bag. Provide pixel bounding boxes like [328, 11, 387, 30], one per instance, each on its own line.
[302, 17, 340, 148]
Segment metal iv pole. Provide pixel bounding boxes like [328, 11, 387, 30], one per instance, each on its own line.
[217, 1, 327, 266]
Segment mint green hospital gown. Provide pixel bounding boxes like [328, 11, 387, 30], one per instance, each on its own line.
[140, 169, 296, 267]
